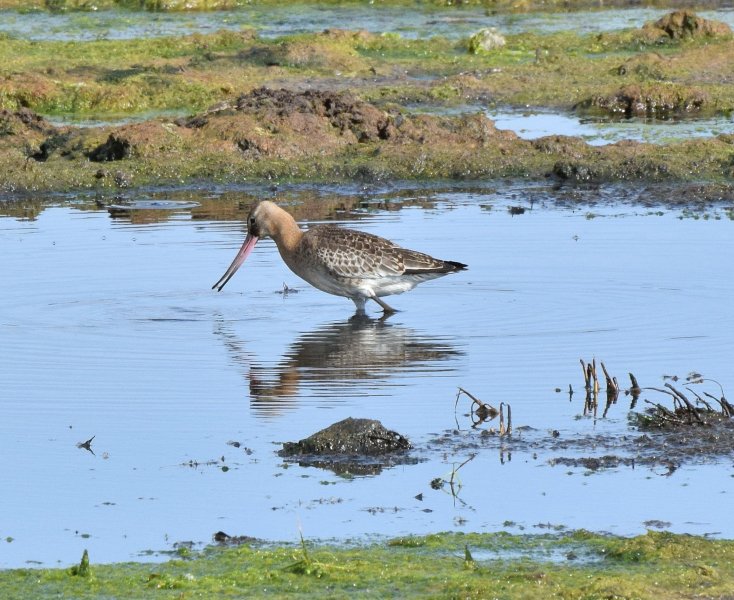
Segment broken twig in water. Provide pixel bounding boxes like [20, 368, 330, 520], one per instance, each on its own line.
[431, 454, 476, 506]
[628, 372, 641, 408]
[499, 402, 512, 436]
[577, 360, 645, 415]
[455, 387, 499, 428]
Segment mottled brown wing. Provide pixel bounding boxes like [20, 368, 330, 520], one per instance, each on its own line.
[399, 248, 462, 274]
[305, 226, 404, 278]
[304, 225, 463, 278]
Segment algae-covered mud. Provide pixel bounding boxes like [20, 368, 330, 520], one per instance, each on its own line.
[3, 531, 734, 599]
[2, 6, 734, 190]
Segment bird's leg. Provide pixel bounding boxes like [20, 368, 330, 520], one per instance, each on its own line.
[352, 296, 367, 314]
[372, 296, 398, 314]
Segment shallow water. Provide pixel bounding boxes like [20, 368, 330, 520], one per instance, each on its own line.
[1, 183, 734, 568]
[1, 6, 732, 41]
[490, 109, 734, 145]
[410, 105, 734, 145]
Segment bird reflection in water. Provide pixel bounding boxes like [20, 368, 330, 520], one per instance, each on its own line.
[214, 315, 462, 418]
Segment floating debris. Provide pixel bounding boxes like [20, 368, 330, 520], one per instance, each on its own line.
[276, 282, 299, 295]
[429, 366, 732, 475]
[430, 454, 476, 504]
[212, 531, 259, 546]
[76, 435, 95, 455]
[454, 387, 512, 435]
[106, 199, 200, 211]
[578, 359, 640, 417]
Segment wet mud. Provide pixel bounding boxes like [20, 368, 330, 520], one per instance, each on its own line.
[280, 417, 411, 456]
[430, 372, 734, 475]
[4, 90, 734, 191]
[279, 417, 416, 476]
[270, 355, 734, 478]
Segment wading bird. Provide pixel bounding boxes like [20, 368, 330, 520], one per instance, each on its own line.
[213, 200, 467, 314]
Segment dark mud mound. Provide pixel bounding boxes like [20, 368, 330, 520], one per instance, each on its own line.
[0, 108, 58, 155]
[280, 417, 414, 476]
[235, 87, 393, 143]
[0, 108, 55, 137]
[87, 122, 186, 162]
[177, 87, 392, 146]
[281, 417, 410, 456]
[172, 87, 517, 166]
[579, 83, 708, 118]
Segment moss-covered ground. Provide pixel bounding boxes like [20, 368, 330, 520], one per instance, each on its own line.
[2, 14, 733, 115]
[2, 531, 734, 599]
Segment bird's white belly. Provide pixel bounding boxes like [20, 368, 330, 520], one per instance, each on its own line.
[296, 268, 431, 300]
[291, 267, 360, 298]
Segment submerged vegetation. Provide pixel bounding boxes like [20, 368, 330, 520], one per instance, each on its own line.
[3, 530, 734, 598]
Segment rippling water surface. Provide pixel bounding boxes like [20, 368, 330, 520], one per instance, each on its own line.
[1, 183, 733, 567]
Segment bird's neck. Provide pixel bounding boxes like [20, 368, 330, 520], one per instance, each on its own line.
[270, 211, 303, 255]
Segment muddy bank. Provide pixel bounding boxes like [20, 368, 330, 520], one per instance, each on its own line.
[1, 8, 734, 191]
[3, 87, 734, 192]
[3, 178, 734, 223]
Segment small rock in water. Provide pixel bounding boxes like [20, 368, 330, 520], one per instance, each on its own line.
[468, 28, 506, 54]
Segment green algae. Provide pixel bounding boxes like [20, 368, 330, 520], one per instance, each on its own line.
[2, 531, 734, 599]
[2, 19, 732, 117]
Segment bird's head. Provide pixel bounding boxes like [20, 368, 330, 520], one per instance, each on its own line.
[211, 200, 290, 292]
[245, 200, 278, 239]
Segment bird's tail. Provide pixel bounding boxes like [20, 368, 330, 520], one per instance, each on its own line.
[444, 260, 467, 271]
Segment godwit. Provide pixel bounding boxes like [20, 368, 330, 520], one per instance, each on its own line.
[212, 200, 467, 314]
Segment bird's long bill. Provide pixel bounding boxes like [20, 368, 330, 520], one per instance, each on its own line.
[212, 234, 259, 291]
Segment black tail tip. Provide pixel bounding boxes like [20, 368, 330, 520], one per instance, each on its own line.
[447, 260, 468, 271]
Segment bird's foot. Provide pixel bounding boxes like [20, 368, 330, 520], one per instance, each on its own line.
[372, 297, 398, 314]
